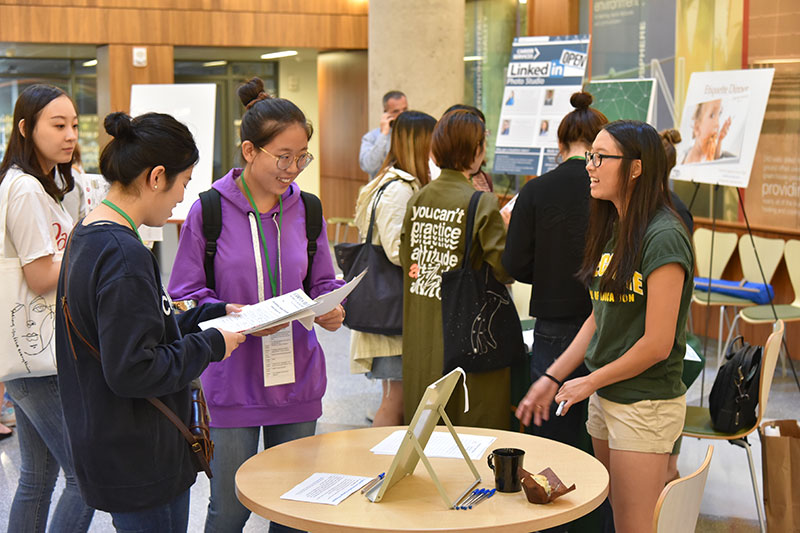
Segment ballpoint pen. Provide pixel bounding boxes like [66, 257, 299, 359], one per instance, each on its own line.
[360, 472, 385, 494]
[460, 489, 486, 509]
[454, 488, 480, 509]
[470, 488, 496, 509]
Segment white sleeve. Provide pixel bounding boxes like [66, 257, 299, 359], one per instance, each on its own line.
[6, 178, 58, 265]
[374, 181, 414, 266]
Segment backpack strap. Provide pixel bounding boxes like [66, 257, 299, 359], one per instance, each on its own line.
[199, 188, 222, 291]
[300, 191, 322, 294]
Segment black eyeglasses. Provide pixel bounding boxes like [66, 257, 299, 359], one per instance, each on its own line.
[585, 151, 633, 168]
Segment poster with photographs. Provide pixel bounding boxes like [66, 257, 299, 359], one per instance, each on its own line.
[493, 35, 590, 176]
[670, 69, 774, 188]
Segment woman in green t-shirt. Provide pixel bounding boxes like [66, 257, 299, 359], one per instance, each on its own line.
[516, 120, 694, 533]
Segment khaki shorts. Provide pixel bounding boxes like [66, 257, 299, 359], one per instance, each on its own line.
[586, 393, 686, 454]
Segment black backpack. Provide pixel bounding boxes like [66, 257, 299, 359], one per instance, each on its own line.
[708, 336, 762, 433]
[198, 188, 322, 293]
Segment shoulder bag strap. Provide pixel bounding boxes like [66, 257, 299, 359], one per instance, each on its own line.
[300, 191, 322, 294]
[460, 191, 483, 270]
[60, 230, 199, 449]
[365, 178, 402, 244]
[199, 188, 222, 291]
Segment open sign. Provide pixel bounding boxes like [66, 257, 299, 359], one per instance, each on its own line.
[560, 50, 586, 68]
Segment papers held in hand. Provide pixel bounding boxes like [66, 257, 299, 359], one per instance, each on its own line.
[199, 269, 367, 334]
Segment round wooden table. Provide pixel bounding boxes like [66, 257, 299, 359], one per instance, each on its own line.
[236, 426, 609, 533]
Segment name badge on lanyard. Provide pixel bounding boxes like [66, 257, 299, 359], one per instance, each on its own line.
[247, 209, 296, 387]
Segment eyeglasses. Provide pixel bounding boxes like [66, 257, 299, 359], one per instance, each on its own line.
[259, 146, 314, 171]
[585, 151, 633, 168]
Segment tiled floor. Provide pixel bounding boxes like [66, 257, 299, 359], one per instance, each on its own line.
[1, 320, 797, 531]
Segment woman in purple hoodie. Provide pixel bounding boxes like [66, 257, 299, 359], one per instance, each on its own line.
[168, 77, 344, 533]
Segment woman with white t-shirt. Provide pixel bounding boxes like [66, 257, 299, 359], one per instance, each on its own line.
[0, 84, 94, 532]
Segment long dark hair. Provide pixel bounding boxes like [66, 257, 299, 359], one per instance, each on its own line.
[578, 120, 673, 297]
[0, 84, 76, 201]
[376, 110, 436, 185]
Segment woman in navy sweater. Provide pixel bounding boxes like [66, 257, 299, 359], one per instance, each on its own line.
[55, 111, 245, 532]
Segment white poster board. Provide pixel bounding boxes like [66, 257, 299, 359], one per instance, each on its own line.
[670, 69, 774, 188]
[129, 84, 216, 221]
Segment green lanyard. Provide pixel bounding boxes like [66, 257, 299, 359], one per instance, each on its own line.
[567, 156, 585, 161]
[240, 175, 282, 296]
[102, 199, 143, 244]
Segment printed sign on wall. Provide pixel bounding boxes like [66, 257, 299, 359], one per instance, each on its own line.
[493, 35, 590, 176]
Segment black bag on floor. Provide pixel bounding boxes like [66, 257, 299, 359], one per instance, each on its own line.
[333, 179, 403, 335]
[440, 191, 525, 374]
[709, 336, 762, 433]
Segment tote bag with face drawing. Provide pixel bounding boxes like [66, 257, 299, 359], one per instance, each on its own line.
[0, 169, 59, 381]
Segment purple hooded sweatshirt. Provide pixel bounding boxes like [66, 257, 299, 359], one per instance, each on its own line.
[168, 168, 344, 427]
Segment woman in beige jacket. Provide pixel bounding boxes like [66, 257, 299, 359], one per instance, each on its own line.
[350, 110, 436, 426]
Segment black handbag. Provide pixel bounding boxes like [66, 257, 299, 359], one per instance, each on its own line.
[334, 179, 403, 335]
[708, 336, 762, 433]
[440, 191, 525, 374]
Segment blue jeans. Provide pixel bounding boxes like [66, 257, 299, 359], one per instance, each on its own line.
[204, 421, 317, 533]
[5, 375, 94, 533]
[110, 489, 190, 533]
[530, 318, 590, 450]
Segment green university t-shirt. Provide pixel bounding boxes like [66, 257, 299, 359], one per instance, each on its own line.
[584, 208, 694, 404]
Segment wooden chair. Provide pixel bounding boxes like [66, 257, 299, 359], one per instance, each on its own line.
[718, 235, 785, 362]
[682, 320, 785, 533]
[652, 445, 714, 533]
[690, 229, 742, 364]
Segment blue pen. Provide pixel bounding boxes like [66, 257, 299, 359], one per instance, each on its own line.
[471, 488, 496, 509]
[461, 489, 486, 509]
[453, 489, 478, 510]
[360, 472, 385, 494]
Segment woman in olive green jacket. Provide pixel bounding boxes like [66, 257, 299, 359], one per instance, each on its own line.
[399, 109, 512, 429]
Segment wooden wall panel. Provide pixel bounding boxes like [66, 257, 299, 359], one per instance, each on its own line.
[527, 0, 579, 36]
[0, 0, 368, 14]
[0, 6, 367, 49]
[318, 51, 368, 242]
[690, 218, 799, 359]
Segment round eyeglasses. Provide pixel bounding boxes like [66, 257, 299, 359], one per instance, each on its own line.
[585, 151, 633, 168]
[259, 146, 314, 171]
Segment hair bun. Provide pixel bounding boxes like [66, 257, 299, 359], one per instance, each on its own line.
[104, 112, 135, 139]
[661, 128, 682, 145]
[570, 91, 593, 110]
[238, 77, 272, 109]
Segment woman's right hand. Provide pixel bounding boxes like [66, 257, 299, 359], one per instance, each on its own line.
[218, 329, 246, 360]
[515, 376, 560, 427]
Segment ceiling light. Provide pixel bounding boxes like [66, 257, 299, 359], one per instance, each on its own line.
[202, 60, 227, 67]
[464, 56, 483, 62]
[82, 59, 98, 67]
[260, 50, 298, 60]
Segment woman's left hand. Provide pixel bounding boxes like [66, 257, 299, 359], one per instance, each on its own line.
[225, 303, 244, 315]
[315, 305, 345, 332]
[554, 375, 597, 417]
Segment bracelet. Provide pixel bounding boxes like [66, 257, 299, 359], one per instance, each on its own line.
[543, 372, 563, 387]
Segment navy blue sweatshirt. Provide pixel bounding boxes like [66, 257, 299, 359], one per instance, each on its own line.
[502, 159, 592, 320]
[55, 221, 226, 512]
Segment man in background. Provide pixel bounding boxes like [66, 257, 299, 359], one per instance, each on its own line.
[359, 90, 408, 178]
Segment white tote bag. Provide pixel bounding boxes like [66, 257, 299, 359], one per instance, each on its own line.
[0, 169, 59, 381]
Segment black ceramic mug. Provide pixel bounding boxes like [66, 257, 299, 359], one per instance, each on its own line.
[487, 447, 525, 492]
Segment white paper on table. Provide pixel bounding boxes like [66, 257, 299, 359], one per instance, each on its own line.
[198, 290, 314, 334]
[685, 342, 701, 362]
[309, 269, 368, 317]
[280, 473, 374, 505]
[370, 430, 496, 461]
